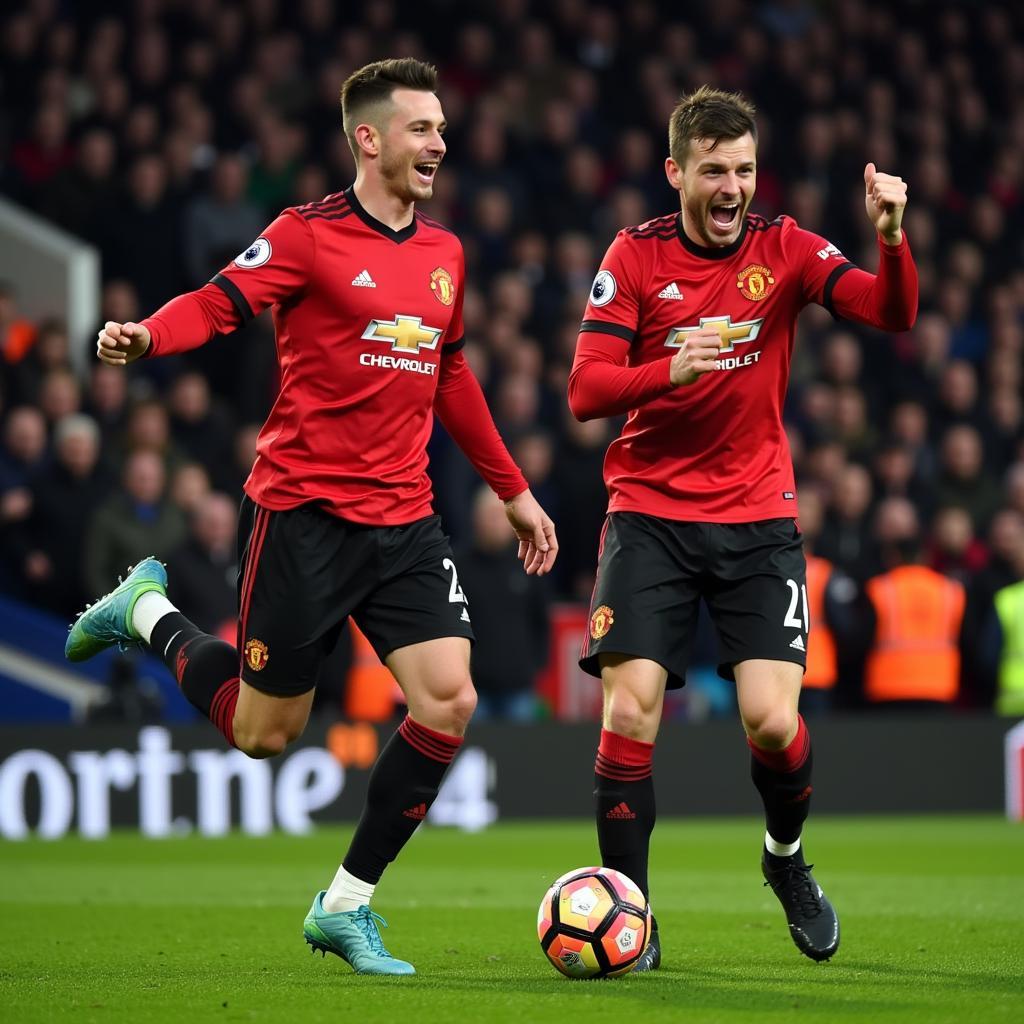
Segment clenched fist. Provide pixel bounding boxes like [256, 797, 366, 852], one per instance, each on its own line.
[669, 328, 721, 386]
[96, 321, 151, 365]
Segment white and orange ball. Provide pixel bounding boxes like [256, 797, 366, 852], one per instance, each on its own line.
[537, 866, 651, 979]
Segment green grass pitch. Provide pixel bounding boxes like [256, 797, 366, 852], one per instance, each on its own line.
[2, 816, 1022, 1023]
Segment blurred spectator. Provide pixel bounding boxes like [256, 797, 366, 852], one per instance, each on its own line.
[888, 399, 937, 484]
[872, 441, 931, 517]
[928, 505, 988, 585]
[816, 462, 873, 577]
[166, 371, 237, 489]
[5, 318, 70, 407]
[123, 399, 187, 473]
[99, 154, 185, 310]
[85, 363, 129, 448]
[0, 282, 38, 369]
[862, 498, 966, 709]
[454, 487, 550, 721]
[933, 360, 982, 438]
[37, 367, 81, 428]
[934, 425, 1002, 532]
[82, 449, 187, 598]
[0, 405, 48, 595]
[167, 491, 238, 636]
[981, 537, 1024, 717]
[25, 414, 111, 616]
[169, 461, 212, 518]
[0, 405, 47, 494]
[963, 510, 1024, 708]
[247, 115, 304, 216]
[37, 127, 118, 240]
[510, 428, 559, 526]
[183, 153, 264, 285]
[11, 102, 74, 200]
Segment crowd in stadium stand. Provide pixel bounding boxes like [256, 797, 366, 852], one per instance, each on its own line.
[2, 0, 1024, 716]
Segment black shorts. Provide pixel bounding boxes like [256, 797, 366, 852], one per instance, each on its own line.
[236, 497, 475, 696]
[579, 512, 807, 688]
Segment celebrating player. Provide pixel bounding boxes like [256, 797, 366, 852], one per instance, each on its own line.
[569, 86, 917, 967]
[66, 59, 557, 976]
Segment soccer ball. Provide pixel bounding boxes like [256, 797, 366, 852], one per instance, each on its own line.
[537, 866, 651, 979]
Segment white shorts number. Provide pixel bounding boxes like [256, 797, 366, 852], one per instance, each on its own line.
[784, 578, 809, 630]
[442, 557, 467, 605]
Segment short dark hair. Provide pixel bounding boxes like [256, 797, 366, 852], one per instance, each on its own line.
[340, 58, 439, 159]
[668, 85, 757, 167]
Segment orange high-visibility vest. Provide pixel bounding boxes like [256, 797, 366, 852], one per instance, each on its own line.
[804, 555, 838, 690]
[864, 565, 965, 703]
[344, 623, 400, 722]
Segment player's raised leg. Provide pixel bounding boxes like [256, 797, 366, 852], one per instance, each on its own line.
[736, 659, 839, 961]
[304, 636, 475, 976]
[65, 555, 267, 753]
[595, 654, 665, 972]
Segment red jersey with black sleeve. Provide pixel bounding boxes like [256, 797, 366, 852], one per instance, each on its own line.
[142, 188, 526, 525]
[569, 212, 917, 523]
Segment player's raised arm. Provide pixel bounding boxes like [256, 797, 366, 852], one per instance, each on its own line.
[797, 165, 917, 333]
[103, 210, 317, 366]
[864, 162, 907, 245]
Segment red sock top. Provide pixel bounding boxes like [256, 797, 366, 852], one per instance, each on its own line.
[399, 715, 463, 764]
[595, 728, 654, 781]
[748, 714, 810, 773]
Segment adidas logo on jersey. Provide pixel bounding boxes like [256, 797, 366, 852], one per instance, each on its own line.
[789, 634, 806, 652]
[658, 282, 683, 300]
[351, 269, 376, 287]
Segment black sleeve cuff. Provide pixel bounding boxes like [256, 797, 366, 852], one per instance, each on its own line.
[579, 319, 635, 343]
[211, 273, 255, 323]
[821, 263, 856, 319]
[442, 336, 466, 355]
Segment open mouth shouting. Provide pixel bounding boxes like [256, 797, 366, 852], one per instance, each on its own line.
[709, 201, 741, 235]
[414, 161, 439, 185]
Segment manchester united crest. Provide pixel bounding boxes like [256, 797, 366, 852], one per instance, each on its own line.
[430, 266, 455, 306]
[590, 605, 615, 640]
[244, 638, 269, 672]
[736, 264, 776, 301]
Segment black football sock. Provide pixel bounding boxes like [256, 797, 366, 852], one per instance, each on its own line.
[749, 714, 813, 857]
[594, 728, 656, 901]
[150, 612, 240, 746]
[342, 715, 462, 884]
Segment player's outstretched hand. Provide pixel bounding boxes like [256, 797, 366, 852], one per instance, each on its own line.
[97, 321, 151, 365]
[669, 328, 721, 386]
[504, 488, 558, 576]
[864, 162, 907, 245]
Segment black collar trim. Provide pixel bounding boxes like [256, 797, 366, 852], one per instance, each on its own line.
[345, 187, 418, 243]
[676, 213, 748, 260]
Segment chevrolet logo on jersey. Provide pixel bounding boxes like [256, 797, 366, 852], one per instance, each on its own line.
[665, 316, 765, 354]
[362, 315, 443, 353]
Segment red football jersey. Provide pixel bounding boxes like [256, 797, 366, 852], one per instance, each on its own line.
[208, 189, 466, 525]
[575, 212, 914, 522]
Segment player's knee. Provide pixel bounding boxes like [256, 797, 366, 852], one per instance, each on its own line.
[448, 681, 477, 734]
[745, 710, 798, 751]
[232, 722, 302, 759]
[605, 694, 653, 739]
